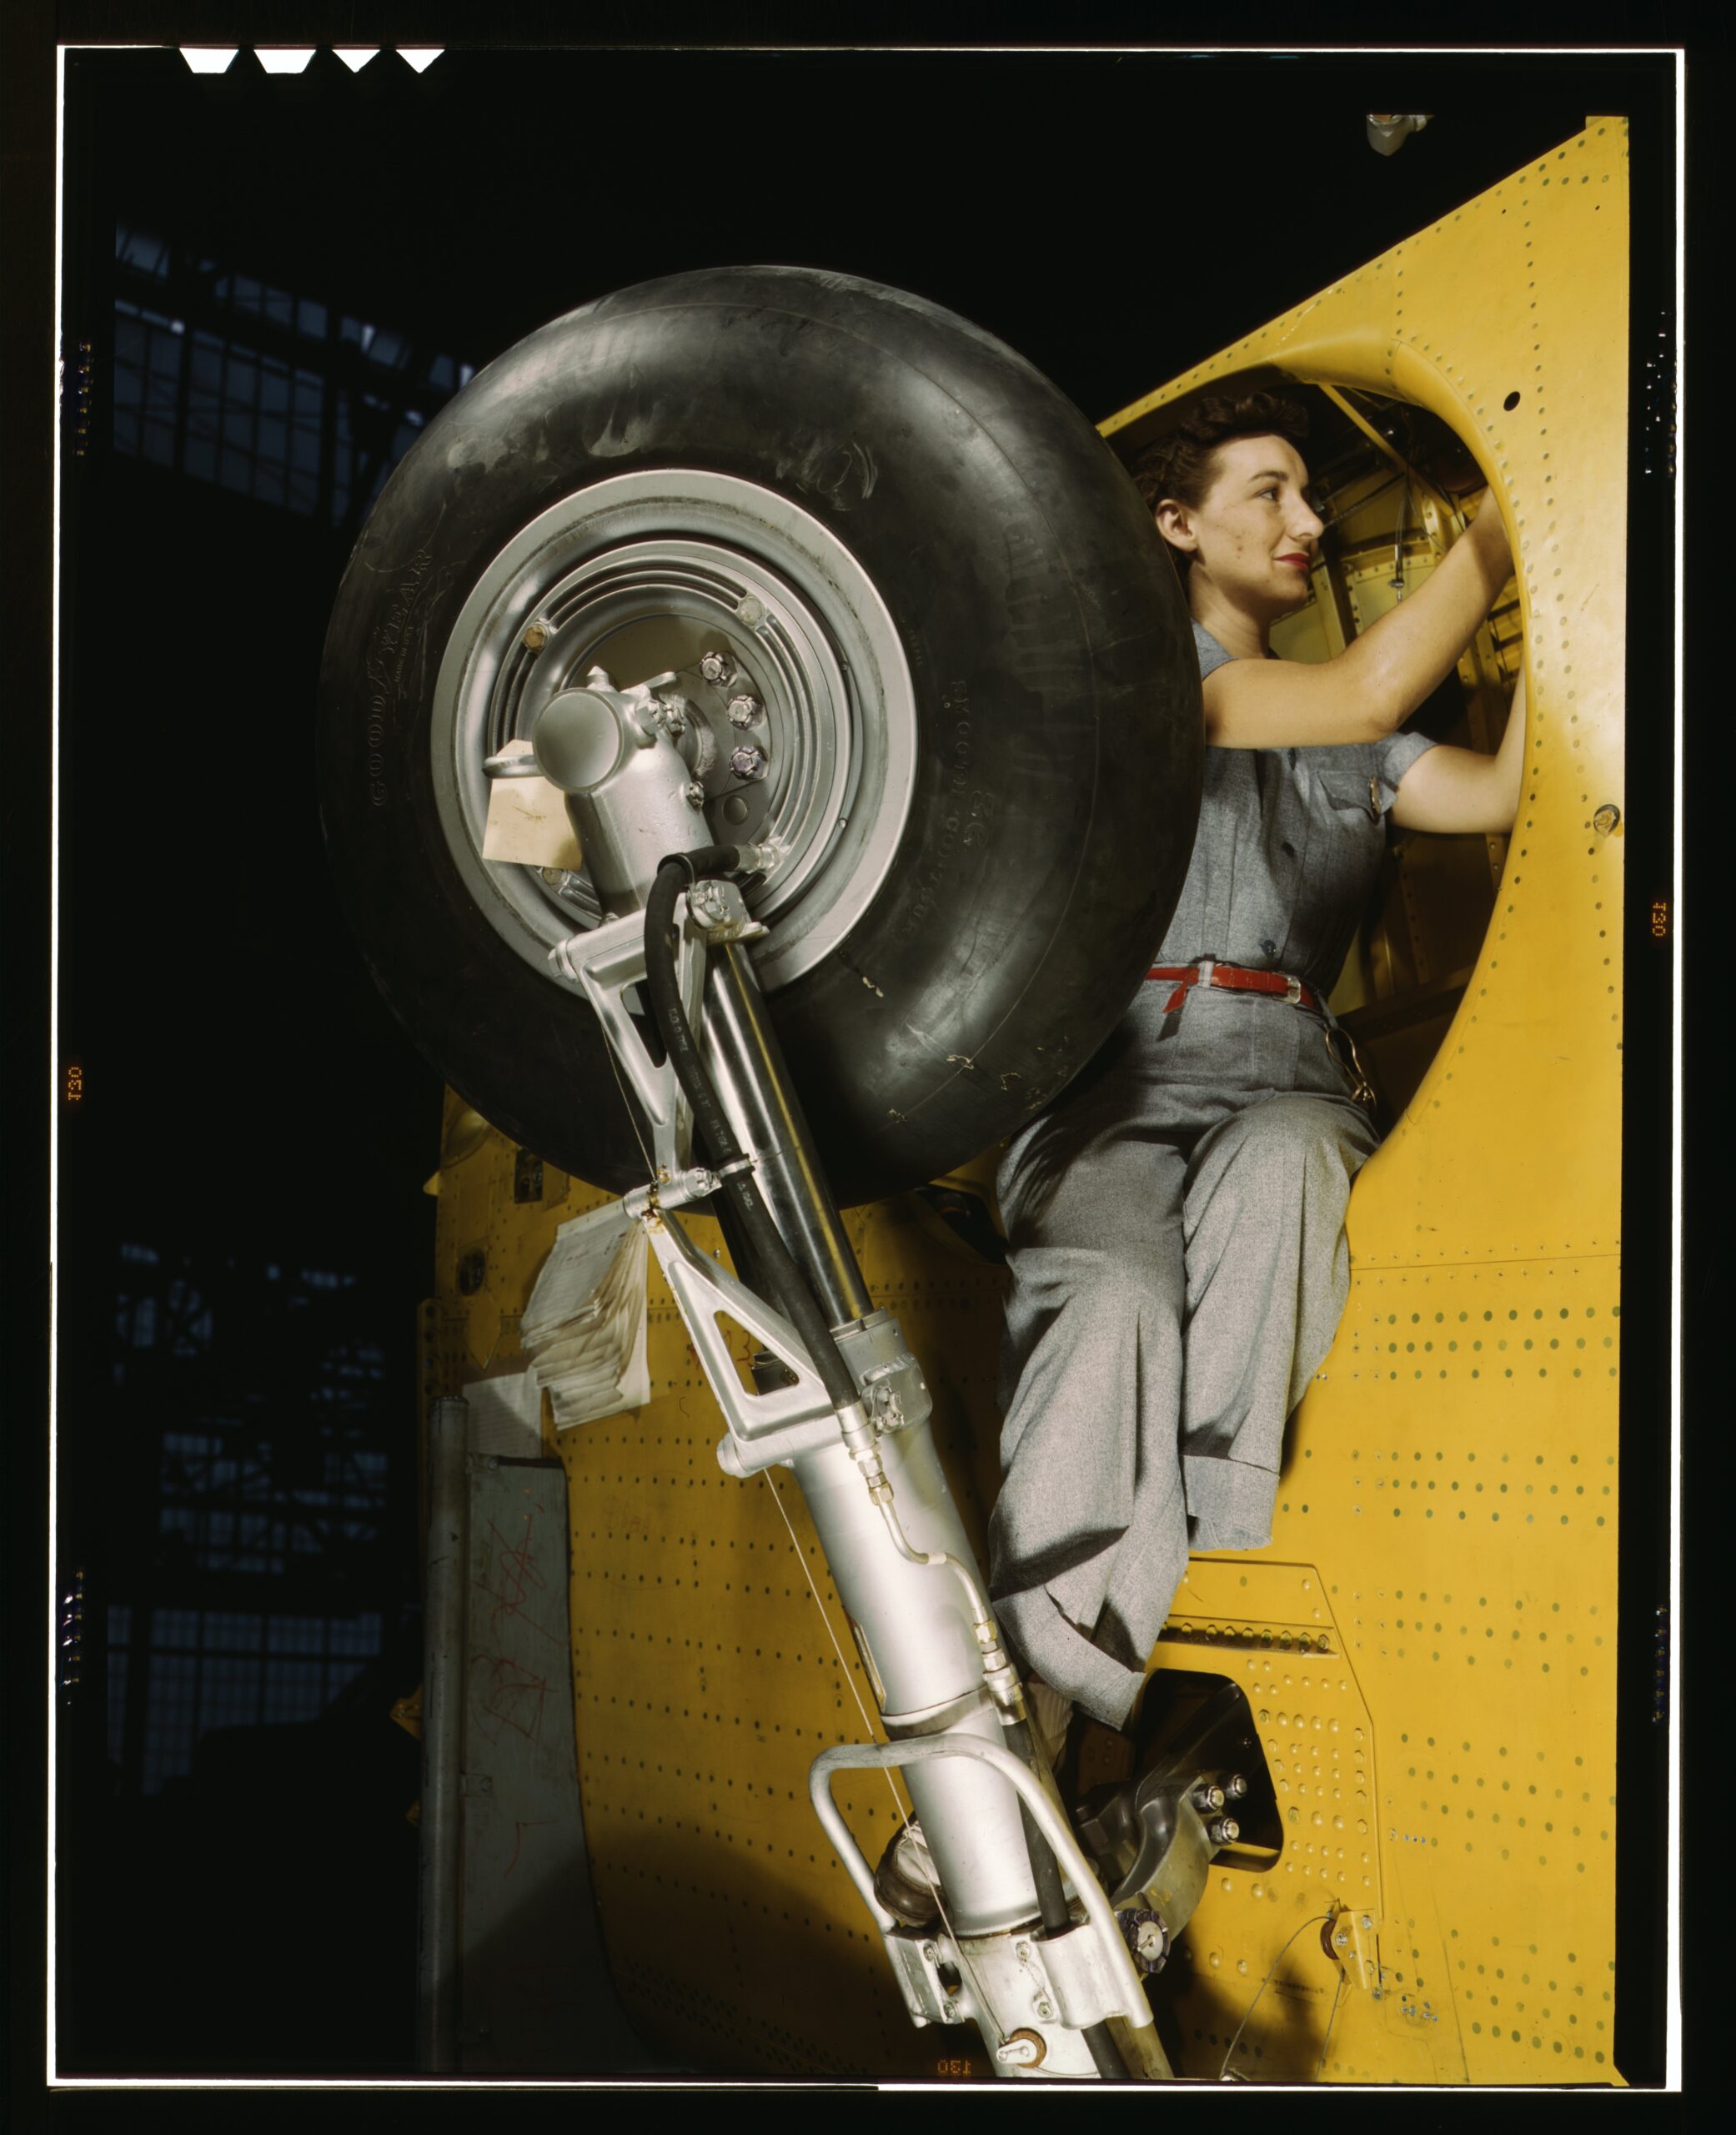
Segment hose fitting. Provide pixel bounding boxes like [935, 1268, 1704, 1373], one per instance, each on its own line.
[839, 1400, 881, 1463]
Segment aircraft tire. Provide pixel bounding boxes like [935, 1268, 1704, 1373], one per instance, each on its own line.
[317, 265, 1202, 1203]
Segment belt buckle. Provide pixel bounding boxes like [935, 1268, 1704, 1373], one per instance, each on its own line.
[1283, 975, 1302, 1006]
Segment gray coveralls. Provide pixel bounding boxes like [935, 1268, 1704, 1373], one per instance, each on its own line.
[988, 623, 1436, 1729]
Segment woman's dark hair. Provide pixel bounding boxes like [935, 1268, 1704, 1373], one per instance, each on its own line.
[1127, 388, 1312, 558]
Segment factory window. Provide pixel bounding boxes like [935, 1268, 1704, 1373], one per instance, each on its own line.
[100, 1241, 401, 1797]
[111, 1606, 386, 1792]
[112, 300, 183, 468]
[112, 221, 469, 529]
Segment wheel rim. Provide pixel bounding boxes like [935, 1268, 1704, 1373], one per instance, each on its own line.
[429, 469, 917, 990]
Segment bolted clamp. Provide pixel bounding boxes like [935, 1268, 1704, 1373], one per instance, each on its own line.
[686, 877, 769, 945]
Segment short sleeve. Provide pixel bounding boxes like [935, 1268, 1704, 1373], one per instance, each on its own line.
[1372, 727, 1437, 812]
[1192, 620, 1233, 683]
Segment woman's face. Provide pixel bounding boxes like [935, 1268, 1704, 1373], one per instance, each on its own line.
[1162, 433, 1325, 622]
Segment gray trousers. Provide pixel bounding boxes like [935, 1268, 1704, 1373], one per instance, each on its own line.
[988, 984, 1380, 1730]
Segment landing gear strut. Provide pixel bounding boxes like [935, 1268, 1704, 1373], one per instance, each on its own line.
[529, 662, 1157, 2080]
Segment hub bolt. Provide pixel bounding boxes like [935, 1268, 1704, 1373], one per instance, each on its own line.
[522, 619, 551, 652]
[700, 650, 736, 686]
[730, 745, 767, 781]
[726, 693, 762, 728]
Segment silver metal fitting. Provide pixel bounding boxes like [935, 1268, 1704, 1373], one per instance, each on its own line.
[621, 1165, 721, 1222]
[684, 781, 707, 810]
[654, 694, 690, 738]
[1207, 1816, 1241, 1846]
[699, 649, 736, 686]
[729, 744, 767, 781]
[734, 837, 783, 877]
[522, 619, 551, 651]
[846, 1424, 889, 1485]
[1194, 1784, 1226, 1813]
[537, 867, 589, 902]
[483, 747, 544, 779]
[1226, 1773, 1248, 1801]
[685, 877, 769, 946]
[726, 693, 761, 728]
[833, 1314, 931, 1439]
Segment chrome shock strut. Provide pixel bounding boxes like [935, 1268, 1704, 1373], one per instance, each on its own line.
[529, 668, 1158, 2078]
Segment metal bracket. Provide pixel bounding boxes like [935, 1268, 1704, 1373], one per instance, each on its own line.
[686, 875, 768, 946]
[1326, 1901, 1382, 1995]
[881, 1928, 965, 2028]
[1010, 1922, 1138, 2035]
[548, 898, 707, 1179]
[637, 1207, 842, 1476]
[809, 1735, 1155, 2036]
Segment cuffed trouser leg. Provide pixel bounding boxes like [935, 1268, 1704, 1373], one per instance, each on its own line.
[989, 1119, 1190, 1731]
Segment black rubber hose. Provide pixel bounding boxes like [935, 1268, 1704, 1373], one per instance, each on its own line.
[1001, 1714, 1133, 2082]
[642, 851, 860, 1416]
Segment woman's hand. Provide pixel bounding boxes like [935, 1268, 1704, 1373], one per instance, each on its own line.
[1201, 487, 1516, 751]
[1389, 661, 1527, 834]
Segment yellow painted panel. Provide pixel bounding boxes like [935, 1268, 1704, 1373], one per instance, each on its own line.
[1094, 120, 1627, 2084]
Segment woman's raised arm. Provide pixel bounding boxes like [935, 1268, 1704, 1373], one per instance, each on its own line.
[1202, 492, 1514, 750]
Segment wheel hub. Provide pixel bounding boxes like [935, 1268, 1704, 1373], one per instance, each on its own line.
[430, 469, 917, 990]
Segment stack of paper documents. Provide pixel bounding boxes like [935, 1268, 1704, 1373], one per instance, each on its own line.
[521, 1201, 651, 1430]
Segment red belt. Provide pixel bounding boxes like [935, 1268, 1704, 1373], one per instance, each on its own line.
[1146, 960, 1324, 1017]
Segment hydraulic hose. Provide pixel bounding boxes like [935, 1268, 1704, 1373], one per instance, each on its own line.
[642, 850, 860, 1416]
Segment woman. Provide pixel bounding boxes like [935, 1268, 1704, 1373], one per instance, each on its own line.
[990, 388, 1525, 1751]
